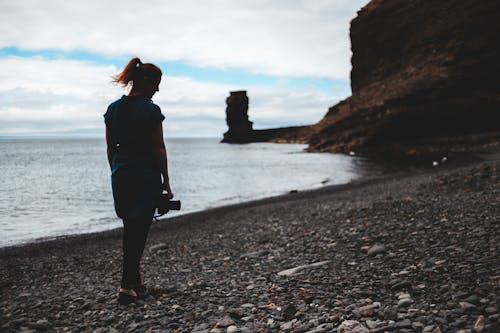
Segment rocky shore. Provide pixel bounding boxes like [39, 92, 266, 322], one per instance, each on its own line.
[1, 155, 499, 333]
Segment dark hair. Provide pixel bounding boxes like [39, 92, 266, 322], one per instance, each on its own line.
[112, 57, 162, 88]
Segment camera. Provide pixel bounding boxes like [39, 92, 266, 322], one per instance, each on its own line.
[157, 193, 181, 215]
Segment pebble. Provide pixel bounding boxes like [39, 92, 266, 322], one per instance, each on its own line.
[398, 298, 413, 307]
[305, 323, 333, 333]
[459, 302, 477, 311]
[337, 320, 369, 333]
[422, 325, 435, 333]
[398, 293, 411, 300]
[365, 319, 380, 329]
[464, 295, 480, 305]
[367, 244, 386, 256]
[395, 319, 412, 329]
[282, 303, 297, 320]
[192, 323, 209, 332]
[485, 306, 497, 314]
[240, 250, 269, 259]
[357, 303, 378, 316]
[27, 319, 51, 330]
[149, 243, 168, 251]
[391, 280, 412, 291]
[382, 307, 398, 321]
[473, 315, 485, 332]
[226, 325, 240, 333]
[277, 260, 330, 276]
[240, 303, 254, 308]
[280, 320, 297, 331]
[217, 317, 235, 327]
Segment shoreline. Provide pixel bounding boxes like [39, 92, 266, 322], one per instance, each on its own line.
[0, 149, 486, 254]
[1, 150, 499, 332]
[0, 156, 462, 255]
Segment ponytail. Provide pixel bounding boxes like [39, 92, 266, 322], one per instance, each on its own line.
[112, 57, 142, 87]
[112, 57, 162, 88]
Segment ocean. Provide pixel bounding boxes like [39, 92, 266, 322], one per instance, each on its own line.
[0, 138, 372, 247]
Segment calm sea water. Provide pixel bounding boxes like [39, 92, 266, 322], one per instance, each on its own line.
[0, 138, 371, 247]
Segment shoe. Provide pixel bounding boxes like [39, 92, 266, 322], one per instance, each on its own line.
[132, 284, 149, 300]
[117, 290, 137, 305]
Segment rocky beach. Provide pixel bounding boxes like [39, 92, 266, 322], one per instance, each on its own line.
[1, 151, 499, 333]
[2, 0, 499, 332]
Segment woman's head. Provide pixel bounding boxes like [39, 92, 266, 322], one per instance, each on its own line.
[113, 57, 162, 98]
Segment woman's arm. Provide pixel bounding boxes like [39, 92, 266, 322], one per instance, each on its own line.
[152, 123, 174, 198]
[105, 126, 113, 168]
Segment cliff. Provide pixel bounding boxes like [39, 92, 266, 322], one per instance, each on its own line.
[223, 0, 500, 157]
[308, 0, 500, 156]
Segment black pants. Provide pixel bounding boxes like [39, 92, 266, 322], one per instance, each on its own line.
[121, 218, 152, 289]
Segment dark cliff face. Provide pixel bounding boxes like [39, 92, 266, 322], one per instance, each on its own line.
[308, 0, 500, 156]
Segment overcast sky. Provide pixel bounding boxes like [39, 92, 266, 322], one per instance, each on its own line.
[0, 0, 369, 138]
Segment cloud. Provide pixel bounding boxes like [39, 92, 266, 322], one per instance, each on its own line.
[0, 57, 343, 136]
[0, 0, 369, 79]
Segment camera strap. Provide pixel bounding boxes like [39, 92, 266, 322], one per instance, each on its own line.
[152, 213, 165, 223]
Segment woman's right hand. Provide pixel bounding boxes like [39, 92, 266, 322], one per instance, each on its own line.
[163, 181, 174, 199]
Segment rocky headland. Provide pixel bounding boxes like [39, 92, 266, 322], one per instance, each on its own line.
[223, 0, 500, 157]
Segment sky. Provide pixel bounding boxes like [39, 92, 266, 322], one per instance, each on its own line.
[0, 0, 369, 138]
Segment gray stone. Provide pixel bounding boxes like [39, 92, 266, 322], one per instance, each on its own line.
[218, 317, 235, 327]
[282, 304, 297, 320]
[93, 329, 108, 333]
[337, 320, 369, 333]
[149, 243, 168, 251]
[398, 298, 413, 307]
[485, 307, 497, 314]
[305, 323, 334, 333]
[459, 302, 477, 311]
[226, 325, 240, 333]
[277, 260, 330, 276]
[367, 244, 387, 256]
[465, 294, 480, 305]
[280, 320, 297, 331]
[422, 325, 435, 333]
[398, 293, 411, 300]
[474, 315, 485, 333]
[395, 319, 412, 329]
[391, 280, 412, 291]
[240, 303, 254, 308]
[191, 323, 209, 332]
[239, 328, 254, 333]
[382, 307, 398, 321]
[365, 320, 380, 329]
[240, 250, 269, 259]
[412, 321, 425, 329]
[27, 319, 51, 330]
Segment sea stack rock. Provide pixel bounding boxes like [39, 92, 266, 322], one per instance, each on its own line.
[222, 91, 254, 143]
[221, 91, 313, 144]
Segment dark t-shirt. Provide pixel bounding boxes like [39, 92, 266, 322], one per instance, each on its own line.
[104, 95, 165, 174]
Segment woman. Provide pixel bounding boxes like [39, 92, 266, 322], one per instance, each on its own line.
[104, 57, 173, 305]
